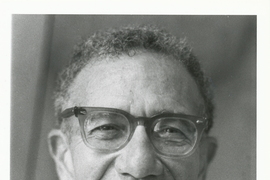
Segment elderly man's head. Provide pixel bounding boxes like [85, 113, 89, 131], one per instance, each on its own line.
[48, 25, 217, 180]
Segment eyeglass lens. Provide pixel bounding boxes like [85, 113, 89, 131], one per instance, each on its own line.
[83, 110, 198, 156]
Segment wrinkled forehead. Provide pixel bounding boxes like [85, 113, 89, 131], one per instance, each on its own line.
[66, 52, 204, 115]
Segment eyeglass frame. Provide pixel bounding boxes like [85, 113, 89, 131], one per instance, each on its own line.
[60, 106, 209, 158]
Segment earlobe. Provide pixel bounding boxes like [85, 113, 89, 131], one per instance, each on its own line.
[205, 137, 217, 164]
[48, 129, 75, 180]
[198, 136, 218, 180]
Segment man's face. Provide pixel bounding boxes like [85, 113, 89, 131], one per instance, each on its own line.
[49, 52, 215, 180]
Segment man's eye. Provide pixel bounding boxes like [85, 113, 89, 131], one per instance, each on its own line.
[87, 124, 125, 140]
[162, 128, 181, 133]
[158, 127, 186, 136]
[155, 126, 189, 140]
[153, 127, 192, 146]
[90, 124, 121, 134]
[94, 125, 119, 131]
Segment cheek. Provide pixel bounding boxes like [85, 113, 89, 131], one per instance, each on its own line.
[69, 136, 118, 180]
[160, 151, 201, 180]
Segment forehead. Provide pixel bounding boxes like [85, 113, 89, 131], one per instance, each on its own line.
[67, 52, 204, 116]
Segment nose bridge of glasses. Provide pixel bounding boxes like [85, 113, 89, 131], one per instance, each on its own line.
[134, 116, 152, 126]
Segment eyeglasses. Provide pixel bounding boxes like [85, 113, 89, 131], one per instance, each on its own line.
[61, 106, 208, 157]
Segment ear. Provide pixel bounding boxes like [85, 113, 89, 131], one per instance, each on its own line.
[198, 136, 217, 180]
[48, 129, 75, 180]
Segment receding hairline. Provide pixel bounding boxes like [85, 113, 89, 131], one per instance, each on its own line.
[69, 50, 204, 105]
[60, 50, 189, 108]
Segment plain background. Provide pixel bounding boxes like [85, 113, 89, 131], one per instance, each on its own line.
[11, 15, 256, 180]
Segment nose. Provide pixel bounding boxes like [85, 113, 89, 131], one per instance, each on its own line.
[115, 126, 164, 179]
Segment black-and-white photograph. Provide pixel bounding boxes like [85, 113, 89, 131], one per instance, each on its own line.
[11, 15, 256, 180]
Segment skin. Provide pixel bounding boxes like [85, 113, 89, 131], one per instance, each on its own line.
[48, 52, 216, 180]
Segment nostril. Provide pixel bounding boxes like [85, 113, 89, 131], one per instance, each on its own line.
[120, 172, 158, 179]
